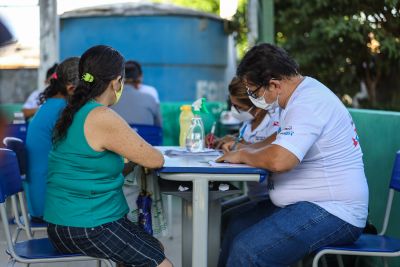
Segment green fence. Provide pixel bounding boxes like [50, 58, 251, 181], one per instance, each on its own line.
[2, 103, 400, 265]
[349, 108, 400, 266]
[160, 102, 226, 146]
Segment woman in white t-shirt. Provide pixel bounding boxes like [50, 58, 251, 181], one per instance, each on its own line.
[217, 44, 369, 267]
[230, 77, 280, 201]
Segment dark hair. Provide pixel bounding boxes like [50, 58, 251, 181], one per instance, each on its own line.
[53, 45, 125, 143]
[237, 43, 299, 86]
[125, 60, 142, 88]
[46, 63, 58, 80]
[38, 57, 79, 105]
[228, 77, 253, 107]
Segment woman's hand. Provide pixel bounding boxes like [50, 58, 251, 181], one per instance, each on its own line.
[221, 140, 248, 153]
[205, 133, 217, 148]
[214, 135, 236, 149]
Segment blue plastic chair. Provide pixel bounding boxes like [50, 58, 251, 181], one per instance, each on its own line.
[3, 137, 48, 242]
[6, 123, 28, 142]
[3, 137, 27, 178]
[313, 150, 400, 267]
[0, 148, 113, 267]
[130, 124, 163, 146]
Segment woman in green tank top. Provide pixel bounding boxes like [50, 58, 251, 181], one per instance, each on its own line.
[44, 45, 172, 267]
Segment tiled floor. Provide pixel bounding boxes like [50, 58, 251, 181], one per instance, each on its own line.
[0, 197, 182, 267]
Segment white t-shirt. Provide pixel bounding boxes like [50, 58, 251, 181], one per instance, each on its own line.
[138, 84, 160, 104]
[240, 108, 280, 200]
[23, 89, 42, 109]
[270, 77, 369, 228]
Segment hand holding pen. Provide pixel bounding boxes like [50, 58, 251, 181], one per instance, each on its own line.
[222, 124, 247, 153]
[206, 122, 217, 149]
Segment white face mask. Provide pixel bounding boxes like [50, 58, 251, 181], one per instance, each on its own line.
[230, 106, 254, 122]
[249, 90, 279, 111]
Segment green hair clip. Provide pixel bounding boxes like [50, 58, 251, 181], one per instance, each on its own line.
[82, 73, 94, 83]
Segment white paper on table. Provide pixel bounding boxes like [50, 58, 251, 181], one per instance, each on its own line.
[207, 160, 252, 168]
[164, 148, 222, 157]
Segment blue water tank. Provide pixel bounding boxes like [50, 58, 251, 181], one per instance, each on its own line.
[60, 3, 234, 102]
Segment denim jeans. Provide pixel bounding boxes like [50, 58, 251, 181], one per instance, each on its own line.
[218, 201, 363, 267]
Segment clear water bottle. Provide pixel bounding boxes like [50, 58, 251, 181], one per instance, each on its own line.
[185, 115, 205, 152]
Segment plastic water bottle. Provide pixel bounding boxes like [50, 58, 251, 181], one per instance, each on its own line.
[179, 105, 194, 147]
[185, 115, 205, 152]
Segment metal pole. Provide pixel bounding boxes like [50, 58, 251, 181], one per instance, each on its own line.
[192, 179, 209, 267]
[258, 0, 274, 44]
[38, 0, 58, 89]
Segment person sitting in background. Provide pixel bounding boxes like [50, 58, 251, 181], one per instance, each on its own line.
[227, 76, 279, 198]
[44, 45, 172, 267]
[22, 63, 58, 119]
[127, 60, 160, 103]
[112, 60, 162, 126]
[209, 78, 279, 152]
[24, 57, 79, 222]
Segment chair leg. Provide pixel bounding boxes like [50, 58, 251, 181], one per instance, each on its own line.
[321, 256, 328, 267]
[354, 256, 360, 267]
[167, 195, 173, 239]
[336, 255, 344, 267]
[6, 259, 16, 267]
[11, 227, 21, 243]
[97, 260, 102, 267]
[312, 252, 324, 267]
[382, 257, 389, 267]
[104, 259, 115, 267]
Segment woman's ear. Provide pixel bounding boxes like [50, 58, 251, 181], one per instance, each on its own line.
[112, 75, 123, 91]
[66, 84, 75, 95]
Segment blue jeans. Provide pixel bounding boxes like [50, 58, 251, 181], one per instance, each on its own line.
[219, 201, 363, 267]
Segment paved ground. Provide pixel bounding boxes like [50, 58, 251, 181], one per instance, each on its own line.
[0, 197, 182, 267]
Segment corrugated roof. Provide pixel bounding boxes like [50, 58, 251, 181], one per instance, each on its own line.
[61, 2, 222, 21]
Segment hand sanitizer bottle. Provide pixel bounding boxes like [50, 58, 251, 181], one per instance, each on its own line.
[185, 98, 208, 152]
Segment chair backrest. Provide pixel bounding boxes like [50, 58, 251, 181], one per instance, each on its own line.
[0, 148, 23, 203]
[389, 151, 400, 191]
[130, 124, 163, 146]
[6, 123, 28, 142]
[3, 137, 27, 176]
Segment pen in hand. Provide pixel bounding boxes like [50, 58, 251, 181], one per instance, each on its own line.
[231, 124, 247, 151]
[207, 122, 217, 149]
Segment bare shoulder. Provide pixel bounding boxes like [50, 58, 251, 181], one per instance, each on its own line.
[86, 105, 126, 130]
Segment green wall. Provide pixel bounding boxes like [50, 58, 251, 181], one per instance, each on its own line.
[160, 102, 226, 146]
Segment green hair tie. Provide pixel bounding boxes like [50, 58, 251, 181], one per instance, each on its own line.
[82, 73, 94, 83]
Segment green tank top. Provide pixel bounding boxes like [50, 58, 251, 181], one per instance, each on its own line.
[44, 100, 129, 227]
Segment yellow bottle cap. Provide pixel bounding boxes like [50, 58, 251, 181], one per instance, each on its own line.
[180, 105, 192, 111]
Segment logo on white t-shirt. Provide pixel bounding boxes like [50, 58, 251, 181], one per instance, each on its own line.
[351, 120, 360, 147]
[278, 126, 294, 136]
